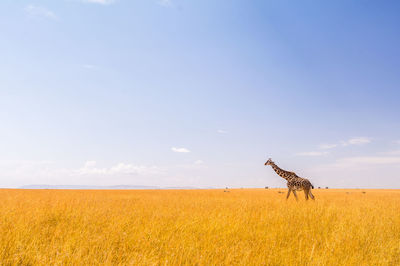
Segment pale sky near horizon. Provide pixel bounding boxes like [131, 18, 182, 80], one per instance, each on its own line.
[1, 0, 400, 188]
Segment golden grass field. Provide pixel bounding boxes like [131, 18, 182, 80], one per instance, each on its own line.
[1, 189, 400, 265]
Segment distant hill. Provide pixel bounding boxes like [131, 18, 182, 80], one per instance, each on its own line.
[18, 185, 205, 190]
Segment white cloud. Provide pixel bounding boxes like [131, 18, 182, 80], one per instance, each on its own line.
[0, 160, 69, 187]
[0, 159, 158, 177]
[76, 161, 159, 176]
[341, 137, 372, 146]
[318, 137, 372, 150]
[81, 0, 115, 5]
[307, 156, 400, 188]
[296, 151, 329, 157]
[0, 160, 227, 188]
[110, 163, 155, 175]
[84, 160, 97, 168]
[25, 5, 57, 20]
[319, 144, 337, 149]
[158, 0, 172, 7]
[77, 161, 107, 175]
[217, 129, 228, 134]
[171, 147, 190, 153]
[327, 156, 400, 168]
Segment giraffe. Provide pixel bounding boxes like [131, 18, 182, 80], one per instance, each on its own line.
[264, 158, 315, 200]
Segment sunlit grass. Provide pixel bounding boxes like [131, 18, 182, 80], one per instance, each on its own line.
[1, 189, 399, 265]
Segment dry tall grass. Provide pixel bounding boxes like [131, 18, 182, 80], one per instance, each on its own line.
[1, 189, 399, 265]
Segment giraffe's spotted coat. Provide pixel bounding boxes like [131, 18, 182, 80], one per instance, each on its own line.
[265, 158, 315, 200]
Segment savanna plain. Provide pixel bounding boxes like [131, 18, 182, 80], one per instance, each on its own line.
[1, 189, 399, 265]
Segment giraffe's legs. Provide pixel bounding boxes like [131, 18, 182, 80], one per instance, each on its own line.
[309, 190, 315, 200]
[304, 189, 309, 200]
[286, 188, 292, 199]
[292, 190, 298, 201]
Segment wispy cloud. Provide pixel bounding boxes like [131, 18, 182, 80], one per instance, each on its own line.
[158, 0, 172, 7]
[0, 160, 162, 186]
[25, 5, 57, 20]
[81, 0, 115, 5]
[395, 140, 400, 145]
[318, 137, 372, 150]
[308, 156, 400, 188]
[76, 161, 160, 176]
[296, 151, 329, 157]
[319, 144, 337, 149]
[335, 156, 400, 166]
[341, 137, 372, 146]
[194, 160, 204, 165]
[171, 147, 190, 153]
[312, 156, 400, 173]
[217, 129, 228, 134]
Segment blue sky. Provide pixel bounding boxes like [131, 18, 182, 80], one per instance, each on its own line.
[1, 0, 400, 188]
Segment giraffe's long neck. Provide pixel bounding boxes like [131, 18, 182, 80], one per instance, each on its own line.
[270, 163, 290, 181]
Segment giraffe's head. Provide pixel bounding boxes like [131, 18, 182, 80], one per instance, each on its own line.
[264, 158, 274, 166]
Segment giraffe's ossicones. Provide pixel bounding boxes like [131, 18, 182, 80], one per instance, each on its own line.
[264, 158, 315, 200]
